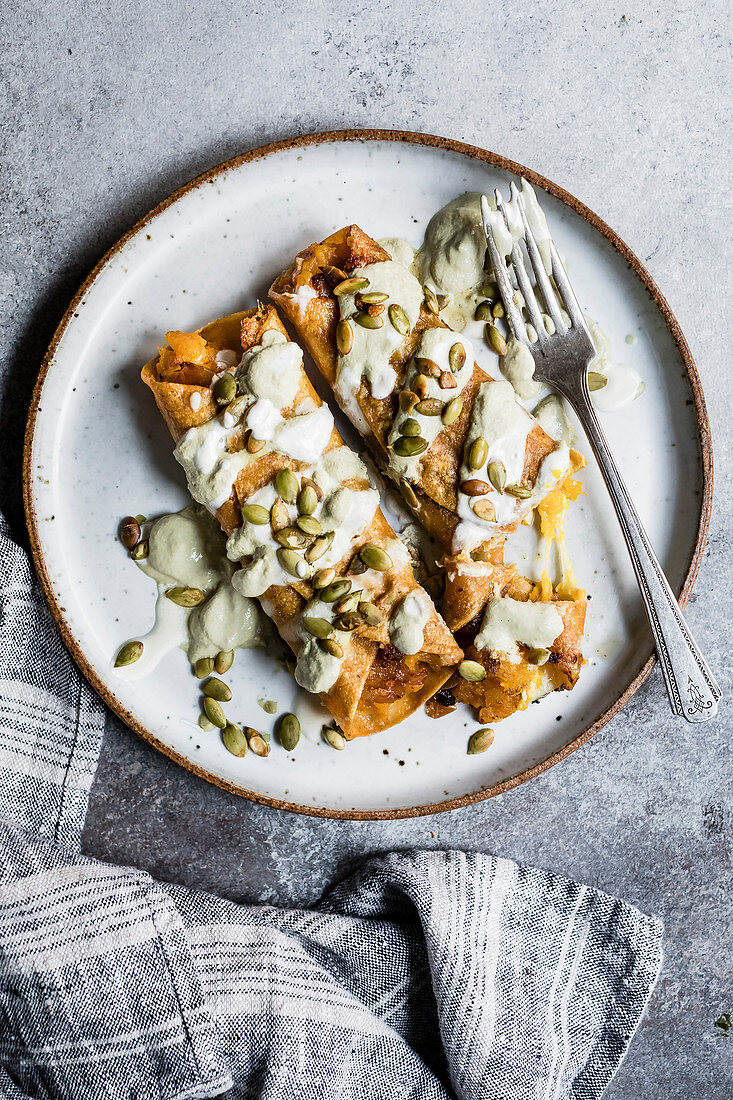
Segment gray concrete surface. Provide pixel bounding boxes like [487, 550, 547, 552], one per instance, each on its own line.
[3, 1, 731, 1095]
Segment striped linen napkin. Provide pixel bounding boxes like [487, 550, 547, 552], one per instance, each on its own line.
[0, 513, 662, 1100]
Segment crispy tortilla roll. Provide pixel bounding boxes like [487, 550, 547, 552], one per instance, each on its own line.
[270, 228, 581, 625]
[142, 304, 461, 739]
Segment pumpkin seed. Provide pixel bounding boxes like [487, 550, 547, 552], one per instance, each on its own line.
[333, 276, 369, 296]
[334, 611, 363, 632]
[301, 476, 324, 502]
[349, 554, 368, 575]
[306, 536, 332, 563]
[226, 394, 248, 420]
[441, 396, 463, 425]
[313, 566, 336, 589]
[359, 290, 389, 304]
[270, 499, 289, 531]
[278, 713, 301, 751]
[388, 303, 410, 335]
[439, 370, 457, 390]
[194, 657, 214, 678]
[222, 722, 248, 756]
[303, 616, 333, 639]
[130, 539, 149, 561]
[472, 498, 497, 522]
[247, 728, 270, 757]
[423, 284, 440, 314]
[322, 264, 347, 287]
[320, 579, 352, 603]
[479, 279, 498, 298]
[528, 646, 551, 666]
[392, 435, 428, 457]
[277, 547, 307, 578]
[488, 460, 507, 493]
[334, 591, 361, 614]
[198, 713, 215, 732]
[415, 397, 443, 416]
[119, 516, 140, 549]
[459, 659, 487, 683]
[166, 586, 205, 607]
[505, 483, 532, 499]
[449, 342, 466, 372]
[296, 515, 322, 536]
[461, 479, 492, 496]
[204, 677, 232, 702]
[336, 319, 354, 355]
[414, 373, 431, 399]
[353, 312, 383, 330]
[203, 696, 226, 728]
[215, 650, 234, 674]
[399, 389, 419, 413]
[360, 543, 392, 571]
[486, 324, 507, 356]
[492, 302, 505, 319]
[134, 514, 147, 524]
[321, 637, 344, 658]
[275, 526, 308, 550]
[213, 373, 236, 405]
[475, 300, 493, 322]
[246, 432, 265, 454]
[242, 503, 270, 525]
[401, 417, 421, 437]
[467, 727, 495, 754]
[275, 468, 298, 503]
[468, 436, 488, 471]
[414, 357, 441, 378]
[400, 478, 419, 508]
[297, 485, 318, 515]
[359, 602, 384, 626]
[114, 640, 143, 667]
[323, 726, 346, 750]
[588, 371, 608, 391]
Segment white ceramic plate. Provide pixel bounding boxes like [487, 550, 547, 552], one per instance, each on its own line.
[24, 131, 711, 819]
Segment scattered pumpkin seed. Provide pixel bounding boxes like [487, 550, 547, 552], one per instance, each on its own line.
[321, 637, 344, 658]
[472, 498, 497, 522]
[423, 284, 440, 314]
[415, 397, 443, 416]
[461, 479, 492, 496]
[527, 647, 550, 666]
[336, 319, 354, 355]
[333, 276, 369, 296]
[166, 586, 205, 607]
[195, 657, 214, 678]
[459, 659, 487, 683]
[313, 566, 336, 589]
[441, 396, 463, 425]
[474, 300, 493, 322]
[488, 460, 507, 493]
[297, 485, 318, 516]
[320, 579, 352, 603]
[492, 302, 505, 319]
[213, 373, 236, 405]
[360, 543, 392, 571]
[322, 264, 347, 287]
[203, 696, 226, 728]
[360, 290, 389, 304]
[247, 728, 270, 757]
[222, 722, 248, 756]
[198, 713, 215, 732]
[323, 726, 346, 750]
[400, 478, 419, 508]
[392, 435, 428, 457]
[275, 526, 309, 550]
[277, 547, 307, 578]
[479, 279, 498, 298]
[204, 677, 232, 702]
[353, 312, 384, 329]
[246, 433, 265, 454]
[134, 514, 147, 525]
[306, 536, 332, 563]
[278, 713, 301, 751]
[258, 698, 277, 714]
[468, 437, 489, 471]
[334, 591, 361, 614]
[449, 342, 466, 372]
[349, 555, 368, 575]
[359, 602, 383, 626]
[114, 640, 143, 667]
[226, 395, 248, 420]
[119, 516, 141, 549]
[214, 650, 234, 674]
[467, 727, 495, 754]
[401, 417, 421, 437]
[486, 324, 508, 356]
[414, 357, 441, 378]
[399, 389, 419, 413]
[130, 539, 149, 561]
[414, 373, 431, 399]
[588, 371, 608, 391]
[270, 499, 289, 531]
[242, 503, 270, 525]
[275, 468, 299, 503]
[505, 483, 532, 499]
[301, 476, 324, 502]
[388, 303, 410, 335]
[439, 370, 457, 389]
[296, 515, 322, 536]
[303, 617, 333, 640]
[334, 611, 363, 632]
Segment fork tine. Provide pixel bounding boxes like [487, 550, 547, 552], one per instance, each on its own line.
[508, 242, 546, 343]
[515, 185, 567, 334]
[480, 194, 527, 343]
[547, 238, 591, 338]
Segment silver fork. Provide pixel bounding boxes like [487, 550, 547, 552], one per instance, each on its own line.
[481, 186, 720, 723]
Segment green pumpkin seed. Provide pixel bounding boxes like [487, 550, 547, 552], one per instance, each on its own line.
[415, 397, 443, 416]
[442, 396, 463, 425]
[399, 389, 419, 413]
[359, 290, 389, 304]
[297, 485, 318, 516]
[130, 539, 149, 561]
[360, 543, 393, 571]
[459, 659, 487, 683]
[306, 536, 332, 563]
[270, 499, 289, 531]
[492, 302, 505, 319]
[213, 373, 236, 405]
[353, 312, 384, 330]
[392, 435, 428, 457]
[195, 657, 214, 678]
[277, 547, 307, 578]
[349, 554, 368, 575]
[336, 319, 354, 355]
[247, 728, 270, 757]
[114, 640, 143, 667]
[296, 515, 322, 537]
[166, 586, 205, 607]
[461, 478, 491, 496]
[588, 371, 608, 391]
[414, 357, 441, 378]
[226, 394, 248, 420]
[303, 616, 333, 639]
[334, 611, 363, 632]
[134, 514, 147, 525]
[472, 498, 496, 522]
[505, 483, 532, 499]
[204, 677, 232, 702]
[301, 476, 324, 502]
[333, 276, 369, 296]
[400, 478, 419, 508]
[474, 300, 493, 322]
[278, 713, 301, 751]
[242, 503, 270, 525]
[119, 516, 141, 550]
[203, 696, 226, 728]
[413, 373, 431, 399]
[388, 303, 410, 335]
[423, 284, 440, 314]
[486, 324, 507, 356]
[222, 721, 248, 756]
[401, 417, 421, 437]
[468, 437, 488, 471]
[488, 460, 507, 493]
[322, 264, 347, 287]
[258, 698, 277, 714]
[313, 566, 336, 589]
[479, 279, 498, 298]
[467, 727, 495, 754]
[323, 726, 346, 750]
[198, 713, 215, 732]
[275, 526, 309, 550]
[321, 637, 344, 658]
[359, 602, 384, 626]
[334, 591, 361, 614]
[275, 468, 299, 504]
[215, 650, 234, 675]
[449, 343, 466, 373]
[320, 579, 352, 603]
[527, 647, 550, 666]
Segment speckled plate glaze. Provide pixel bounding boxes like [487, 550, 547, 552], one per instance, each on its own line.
[23, 131, 712, 819]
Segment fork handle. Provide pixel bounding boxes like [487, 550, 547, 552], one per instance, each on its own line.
[561, 383, 720, 722]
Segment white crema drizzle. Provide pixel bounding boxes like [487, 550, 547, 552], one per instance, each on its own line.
[475, 595, 563, 663]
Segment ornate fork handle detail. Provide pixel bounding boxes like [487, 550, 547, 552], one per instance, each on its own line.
[558, 376, 720, 722]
